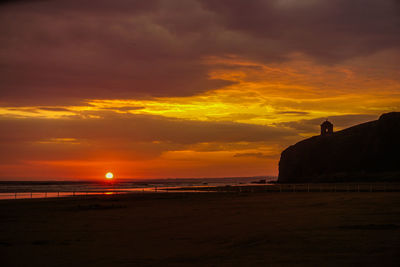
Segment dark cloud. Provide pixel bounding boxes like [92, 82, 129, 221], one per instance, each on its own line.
[0, 0, 399, 104]
[276, 111, 310, 115]
[37, 107, 71, 112]
[99, 106, 145, 111]
[278, 114, 379, 134]
[233, 152, 275, 159]
[0, 0, 229, 103]
[0, 114, 297, 162]
[0, 114, 296, 144]
[200, 0, 400, 62]
[0, 0, 46, 6]
[0, 138, 184, 163]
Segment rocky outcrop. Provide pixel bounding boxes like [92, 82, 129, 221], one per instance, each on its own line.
[278, 112, 400, 183]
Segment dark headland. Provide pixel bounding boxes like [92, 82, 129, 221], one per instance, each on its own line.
[279, 112, 400, 183]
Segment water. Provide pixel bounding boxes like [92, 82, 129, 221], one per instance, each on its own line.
[0, 177, 276, 200]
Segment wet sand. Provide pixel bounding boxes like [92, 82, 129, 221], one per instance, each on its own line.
[1, 191, 400, 266]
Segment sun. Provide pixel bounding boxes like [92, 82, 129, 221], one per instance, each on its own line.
[105, 172, 114, 179]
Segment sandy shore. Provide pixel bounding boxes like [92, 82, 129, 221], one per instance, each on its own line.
[1, 191, 400, 266]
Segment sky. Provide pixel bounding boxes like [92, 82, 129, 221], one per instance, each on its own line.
[0, 0, 399, 180]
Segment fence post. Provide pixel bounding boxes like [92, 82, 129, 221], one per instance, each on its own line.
[15, 192, 17, 199]
[31, 192, 33, 198]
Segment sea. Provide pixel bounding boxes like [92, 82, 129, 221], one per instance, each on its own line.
[0, 176, 276, 200]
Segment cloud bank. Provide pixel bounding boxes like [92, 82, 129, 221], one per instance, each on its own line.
[1, 0, 399, 103]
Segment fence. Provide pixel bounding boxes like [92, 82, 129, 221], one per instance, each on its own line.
[0, 191, 124, 200]
[1, 183, 400, 200]
[197, 183, 400, 193]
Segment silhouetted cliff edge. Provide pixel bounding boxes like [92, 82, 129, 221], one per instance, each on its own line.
[278, 112, 400, 183]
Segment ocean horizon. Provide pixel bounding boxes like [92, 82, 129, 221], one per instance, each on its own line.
[0, 176, 276, 200]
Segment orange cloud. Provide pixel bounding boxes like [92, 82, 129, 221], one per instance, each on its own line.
[1, 53, 399, 180]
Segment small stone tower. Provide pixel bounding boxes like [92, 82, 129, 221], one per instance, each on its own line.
[320, 120, 333, 135]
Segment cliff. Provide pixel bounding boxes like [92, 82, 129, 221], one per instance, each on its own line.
[278, 112, 400, 183]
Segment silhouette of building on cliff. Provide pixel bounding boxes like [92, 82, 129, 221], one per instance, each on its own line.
[320, 120, 333, 135]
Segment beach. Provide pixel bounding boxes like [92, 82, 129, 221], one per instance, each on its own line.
[1, 191, 400, 266]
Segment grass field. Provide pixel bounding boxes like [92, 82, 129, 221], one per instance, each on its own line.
[1, 191, 400, 266]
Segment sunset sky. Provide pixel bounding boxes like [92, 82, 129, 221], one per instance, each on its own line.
[1, 0, 399, 180]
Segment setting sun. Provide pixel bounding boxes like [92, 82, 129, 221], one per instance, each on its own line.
[105, 172, 114, 179]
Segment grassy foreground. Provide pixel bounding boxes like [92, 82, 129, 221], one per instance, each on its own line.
[1, 191, 400, 266]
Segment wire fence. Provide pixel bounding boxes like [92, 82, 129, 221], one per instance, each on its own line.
[0, 191, 126, 200]
[1, 183, 400, 200]
[175, 183, 400, 193]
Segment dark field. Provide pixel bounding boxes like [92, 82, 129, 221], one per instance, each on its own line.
[1, 191, 400, 266]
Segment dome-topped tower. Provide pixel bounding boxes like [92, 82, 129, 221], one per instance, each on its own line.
[320, 120, 333, 135]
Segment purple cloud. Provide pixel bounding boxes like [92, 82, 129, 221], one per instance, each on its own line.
[0, 0, 399, 104]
